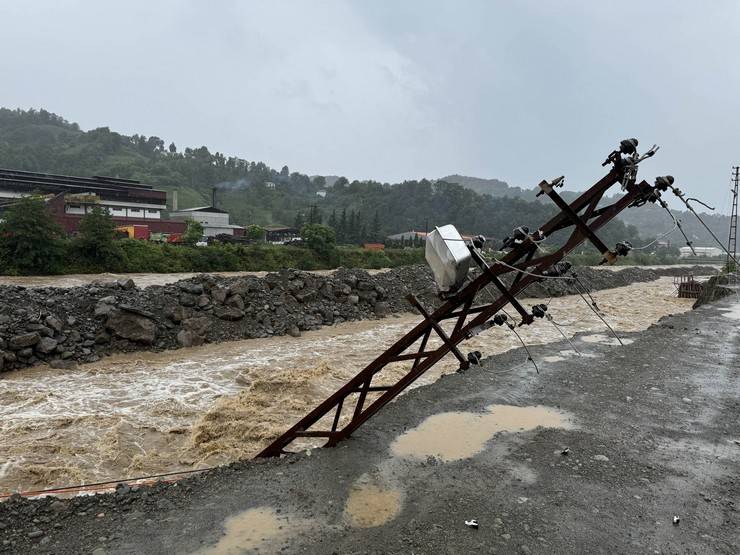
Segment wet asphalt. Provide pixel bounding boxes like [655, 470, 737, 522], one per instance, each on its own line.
[1, 297, 738, 555]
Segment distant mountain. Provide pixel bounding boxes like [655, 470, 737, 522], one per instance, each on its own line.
[442, 174, 527, 198]
[1, 107, 729, 250]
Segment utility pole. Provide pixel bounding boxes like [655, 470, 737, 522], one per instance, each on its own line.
[729, 166, 739, 271]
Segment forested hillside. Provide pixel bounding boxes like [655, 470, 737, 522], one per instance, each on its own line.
[444, 173, 731, 248]
[0, 107, 704, 250]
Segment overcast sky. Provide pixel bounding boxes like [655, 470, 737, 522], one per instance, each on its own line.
[1, 0, 739, 211]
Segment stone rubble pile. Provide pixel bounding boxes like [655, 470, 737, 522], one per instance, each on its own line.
[0, 264, 715, 373]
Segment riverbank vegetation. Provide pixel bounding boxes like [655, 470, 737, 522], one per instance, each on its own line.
[0, 197, 425, 275]
[0, 197, 688, 276]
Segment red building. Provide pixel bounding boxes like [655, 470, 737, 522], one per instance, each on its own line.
[0, 168, 186, 235]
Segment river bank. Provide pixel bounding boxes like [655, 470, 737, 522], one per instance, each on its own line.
[0, 265, 716, 374]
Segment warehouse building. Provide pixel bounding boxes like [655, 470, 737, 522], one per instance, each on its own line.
[169, 206, 245, 237]
[0, 167, 185, 234]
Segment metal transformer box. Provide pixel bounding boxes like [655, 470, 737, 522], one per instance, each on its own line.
[425, 224, 471, 293]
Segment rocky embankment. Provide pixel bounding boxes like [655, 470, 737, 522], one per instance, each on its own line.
[0, 265, 715, 373]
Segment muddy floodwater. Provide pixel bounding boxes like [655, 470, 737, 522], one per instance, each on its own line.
[0, 278, 692, 494]
[0, 268, 389, 289]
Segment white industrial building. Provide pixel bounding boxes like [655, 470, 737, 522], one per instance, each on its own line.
[679, 246, 724, 258]
[169, 206, 244, 237]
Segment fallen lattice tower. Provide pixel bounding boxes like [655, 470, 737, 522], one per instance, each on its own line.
[258, 139, 669, 457]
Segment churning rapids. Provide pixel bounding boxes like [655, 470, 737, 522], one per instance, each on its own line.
[0, 278, 692, 494]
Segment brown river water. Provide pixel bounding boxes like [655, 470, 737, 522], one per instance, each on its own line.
[0, 278, 692, 494]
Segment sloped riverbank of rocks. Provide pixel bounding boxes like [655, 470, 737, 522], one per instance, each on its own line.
[0, 265, 715, 373]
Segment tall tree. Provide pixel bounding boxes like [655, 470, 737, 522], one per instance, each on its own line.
[0, 196, 63, 274]
[182, 219, 204, 245]
[76, 206, 120, 265]
[327, 209, 338, 231]
[371, 210, 381, 241]
[338, 208, 348, 242]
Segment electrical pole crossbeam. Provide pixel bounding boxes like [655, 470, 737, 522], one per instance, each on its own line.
[257, 159, 657, 458]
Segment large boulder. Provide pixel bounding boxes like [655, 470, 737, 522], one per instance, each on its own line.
[94, 296, 117, 317]
[9, 332, 40, 350]
[35, 337, 58, 354]
[214, 306, 245, 321]
[183, 316, 210, 337]
[295, 290, 318, 303]
[117, 278, 136, 290]
[105, 309, 158, 345]
[373, 302, 390, 318]
[118, 304, 155, 319]
[45, 315, 63, 333]
[179, 282, 204, 295]
[211, 286, 229, 305]
[176, 330, 205, 348]
[225, 294, 245, 311]
[167, 305, 191, 323]
[179, 293, 197, 307]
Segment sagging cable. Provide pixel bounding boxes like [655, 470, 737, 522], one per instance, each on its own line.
[506, 322, 540, 374]
[545, 313, 582, 355]
[658, 176, 739, 266]
[572, 280, 624, 346]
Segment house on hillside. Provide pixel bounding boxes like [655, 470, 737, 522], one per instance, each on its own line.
[169, 206, 245, 237]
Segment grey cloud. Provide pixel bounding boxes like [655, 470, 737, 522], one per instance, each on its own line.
[0, 0, 738, 210]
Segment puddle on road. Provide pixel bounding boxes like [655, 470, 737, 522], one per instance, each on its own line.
[391, 404, 574, 462]
[194, 507, 290, 555]
[719, 303, 740, 320]
[580, 334, 635, 346]
[344, 482, 402, 528]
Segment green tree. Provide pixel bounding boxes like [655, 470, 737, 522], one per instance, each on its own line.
[327, 209, 338, 231]
[300, 223, 336, 259]
[312, 175, 326, 189]
[183, 219, 204, 245]
[307, 204, 322, 225]
[245, 224, 265, 241]
[76, 206, 120, 265]
[338, 208, 347, 242]
[371, 210, 381, 241]
[0, 196, 64, 274]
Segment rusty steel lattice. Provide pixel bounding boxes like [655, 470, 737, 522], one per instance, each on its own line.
[258, 143, 663, 458]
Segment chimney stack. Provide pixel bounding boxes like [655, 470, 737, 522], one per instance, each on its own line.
[171, 190, 178, 212]
[212, 187, 217, 208]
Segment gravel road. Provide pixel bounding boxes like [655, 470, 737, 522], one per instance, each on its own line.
[1, 297, 738, 554]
